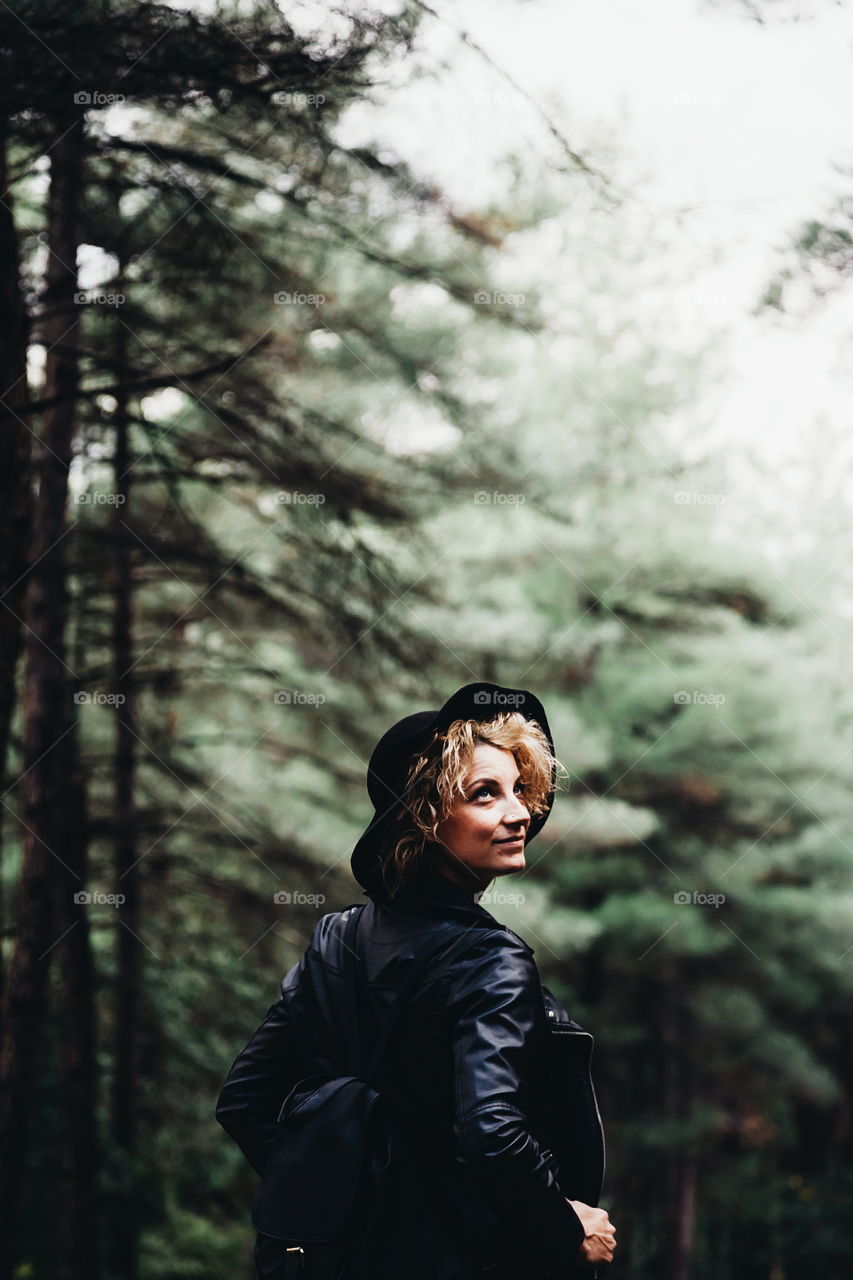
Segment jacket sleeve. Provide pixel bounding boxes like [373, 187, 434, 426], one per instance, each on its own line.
[447, 930, 587, 1270]
[214, 955, 306, 1179]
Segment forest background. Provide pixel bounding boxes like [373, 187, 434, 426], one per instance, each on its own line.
[2, 1, 853, 1278]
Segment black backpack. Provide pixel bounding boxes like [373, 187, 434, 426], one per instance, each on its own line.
[250, 903, 476, 1280]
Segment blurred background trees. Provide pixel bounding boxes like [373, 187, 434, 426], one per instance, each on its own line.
[1, 2, 852, 1279]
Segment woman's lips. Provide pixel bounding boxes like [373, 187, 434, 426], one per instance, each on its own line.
[494, 836, 525, 846]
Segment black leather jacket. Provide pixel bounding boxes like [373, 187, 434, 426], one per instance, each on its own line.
[215, 867, 606, 1279]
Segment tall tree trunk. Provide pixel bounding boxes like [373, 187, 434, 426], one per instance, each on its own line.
[0, 112, 98, 1280]
[43, 115, 101, 1280]
[661, 962, 697, 1280]
[57, 764, 99, 1280]
[107, 268, 142, 1280]
[672, 1149, 697, 1280]
[0, 126, 34, 999]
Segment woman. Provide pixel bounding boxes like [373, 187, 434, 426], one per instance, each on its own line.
[216, 681, 616, 1279]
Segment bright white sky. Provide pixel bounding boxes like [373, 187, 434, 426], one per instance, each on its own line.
[361, 0, 853, 218]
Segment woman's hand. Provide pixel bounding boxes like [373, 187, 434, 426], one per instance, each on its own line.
[566, 1199, 617, 1266]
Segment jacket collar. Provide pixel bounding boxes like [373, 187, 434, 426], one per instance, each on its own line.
[364, 862, 499, 927]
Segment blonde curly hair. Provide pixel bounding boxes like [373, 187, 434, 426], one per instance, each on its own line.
[375, 711, 566, 898]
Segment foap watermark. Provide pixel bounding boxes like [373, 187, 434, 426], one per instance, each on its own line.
[474, 491, 525, 505]
[470, 90, 527, 107]
[271, 90, 326, 107]
[74, 690, 126, 706]
[674, 890, 726, 908]
[673, 690, 726, 707]
[273, 890, 326, 905]
[473, 690, 526, 708]
[673, 288, 731, 310]
[674, 490, 726, 505]
[74, 90, 126, 106]
[74, 890, 126, 908]
[473, 289, 526, 308]
[275, 491, 326, 505]
[273, 690, 326, 706]
[74, 491, 126, 506]
[273, 290, 325, 307]
[74, 290, 125, 307]
[477, 889, 525, 907]
[671, 89, 727, 108]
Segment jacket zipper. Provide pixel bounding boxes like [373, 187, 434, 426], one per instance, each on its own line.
[284, 1245, 305, 1273]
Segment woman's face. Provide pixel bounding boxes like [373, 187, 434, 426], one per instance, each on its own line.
[433, 742, 531, 895]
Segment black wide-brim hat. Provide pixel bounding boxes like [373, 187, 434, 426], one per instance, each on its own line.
[350, 681, 556, 893]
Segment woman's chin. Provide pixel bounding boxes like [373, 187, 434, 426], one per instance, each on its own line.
[490, 849, 525, 874]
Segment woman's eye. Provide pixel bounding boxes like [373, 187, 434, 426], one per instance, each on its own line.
[470, 782, 527, 800]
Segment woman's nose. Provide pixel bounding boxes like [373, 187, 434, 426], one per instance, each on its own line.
[505, 797, 530, 826]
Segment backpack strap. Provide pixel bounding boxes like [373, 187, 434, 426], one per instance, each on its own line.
[339, 904, 485, 1084]
[340, 904, 366, 1075]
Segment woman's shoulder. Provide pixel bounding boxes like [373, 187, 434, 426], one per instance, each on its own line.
[435, 923, 540, 1006]
[303, 903, 537, 995]
[451, 921, 535, 961]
